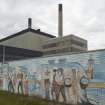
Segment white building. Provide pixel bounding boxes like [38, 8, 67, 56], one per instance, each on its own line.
[42, 34, 87, 55]
[0, 18, 55, 51]
[0, 4, 88, 61]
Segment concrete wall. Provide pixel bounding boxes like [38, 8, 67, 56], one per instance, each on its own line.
[42, 35, 87, 55]
[0, 49, 105, 104]
[0, 32, 52, 51]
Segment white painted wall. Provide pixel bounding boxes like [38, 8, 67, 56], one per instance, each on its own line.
[0, 32, 52, 51]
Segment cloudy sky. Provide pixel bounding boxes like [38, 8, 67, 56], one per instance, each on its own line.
[0, 0, 105, 50]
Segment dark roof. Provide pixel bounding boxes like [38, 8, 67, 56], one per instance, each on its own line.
[0, 45, 43, 62]
[0, 28, 56, 43]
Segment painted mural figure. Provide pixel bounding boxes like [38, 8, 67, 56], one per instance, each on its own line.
[87, 55, 94, 79]
[8, 73, 14, 93]
[23, 74, 29, 95]
[80, 75, 89, 103]
[66, 67, 89, 104]
[17, 72, 23, 94]
[55, 68, 66, 102]
[51, 69, 59, 101]
[0, 78, 3, 89]
[44, 70, 50, 99]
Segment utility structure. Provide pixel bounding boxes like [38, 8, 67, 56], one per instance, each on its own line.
[58, 4, 63, 37]
[0, 4, 87, 59]
[28, 18, 32, 29]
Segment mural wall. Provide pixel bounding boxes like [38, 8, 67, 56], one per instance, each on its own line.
[0, 50, 105, 104]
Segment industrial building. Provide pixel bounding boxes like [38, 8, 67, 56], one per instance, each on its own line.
[0, 3, 105, 105]
[42, 4, 87, 55]
[42, 34, 87, 55]
[0, 4, 87, 62]
[0, 19, 55, 52]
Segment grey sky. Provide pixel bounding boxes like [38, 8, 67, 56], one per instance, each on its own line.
[0, 0, 105, 50]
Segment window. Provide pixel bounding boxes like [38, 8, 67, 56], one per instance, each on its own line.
[71, 39, 86, 48]
[43, 43, 57, 49]
[71, 47, 82, 52]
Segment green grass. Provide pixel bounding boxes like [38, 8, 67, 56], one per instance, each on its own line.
[0, 91, 62, 105]
[0, 91, 94, 105]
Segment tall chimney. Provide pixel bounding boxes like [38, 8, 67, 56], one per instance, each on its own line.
[58, 4, 63, 37]
[28, 18, 32, 29]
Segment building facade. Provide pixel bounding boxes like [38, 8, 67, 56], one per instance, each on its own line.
[42, 34, 87, 55]
[0, 28, 55, 52]
[0, 18, 87, 58]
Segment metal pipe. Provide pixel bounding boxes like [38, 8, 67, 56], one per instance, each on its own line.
[28, 18, 32, 29]
[3, 46, 5, 64]
[58, 4, 63, 37]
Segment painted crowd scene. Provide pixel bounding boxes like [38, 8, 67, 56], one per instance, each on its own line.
[0, 50, 105, 105]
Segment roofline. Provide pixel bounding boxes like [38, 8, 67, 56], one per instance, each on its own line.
[30, 28, 55, 38]
[0, 28, 56, 43]
[7, 48, 105, 63]
[70, 34, 87, 42]
[0, 45, 43, 62]
[66, 34, 87, 42]
[42, 48, 105, 58]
